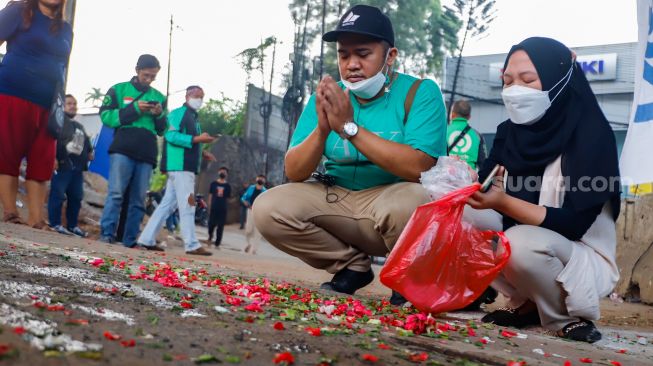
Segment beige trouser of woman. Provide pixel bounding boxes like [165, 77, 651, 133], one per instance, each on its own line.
[252, 181, 430, 274]
[463, 207, 578, 330]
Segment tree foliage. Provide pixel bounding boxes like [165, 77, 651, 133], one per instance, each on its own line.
[197, 96, 246, 138]
[287, 0, 461, 79]
[85, 87, 104, 107]
[236, 36, 278, 91]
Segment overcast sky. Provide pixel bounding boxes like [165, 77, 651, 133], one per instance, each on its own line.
[0, 0, 639, 110]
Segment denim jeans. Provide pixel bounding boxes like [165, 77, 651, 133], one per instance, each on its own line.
[48, 168, 84, 228]
[100, 153, 153, 246]
[137, 171, 201, 252]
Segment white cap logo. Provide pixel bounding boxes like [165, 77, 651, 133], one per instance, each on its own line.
[342, 12, 360, 27]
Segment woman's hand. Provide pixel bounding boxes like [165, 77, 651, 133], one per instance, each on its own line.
[467, 166, 506, 210]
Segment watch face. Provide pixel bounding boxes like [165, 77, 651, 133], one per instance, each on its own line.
[344, 122, 358, 136]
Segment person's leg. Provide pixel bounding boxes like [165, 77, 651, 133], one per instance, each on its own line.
[363, 182, 432, 252]
[500, 225, 576, 331]
[0, 95, 36, 222]
[47, 169, 72, 227]
[239, 205, 247, 229]
[24, 104, 56, 227]
[122, 160, 153, 246]
[138, 177, 177, 247]
[0, 175, 19, 220]
[171, 171, 202, 252]
[25, 180, 48, 227]
[65, 170, 84, 229]
[215, 209, 226, 246]
[100, 154, 135, 241]
[253, 182, 372, 274]
[207, 209, 218, 242]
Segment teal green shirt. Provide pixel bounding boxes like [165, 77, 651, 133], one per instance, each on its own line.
[290, 73, 447, 190]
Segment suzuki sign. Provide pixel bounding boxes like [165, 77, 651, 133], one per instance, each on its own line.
[488, 53, 618, 86]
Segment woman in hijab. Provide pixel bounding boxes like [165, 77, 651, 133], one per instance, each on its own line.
[464, 37, 621, 343]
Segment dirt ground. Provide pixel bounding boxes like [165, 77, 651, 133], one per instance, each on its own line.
[0, 222, 652, 366]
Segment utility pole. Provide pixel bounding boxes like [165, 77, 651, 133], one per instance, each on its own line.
[262, 39, 277, 178]
[319, 0, 327, 80]
[166, 15, 174, 99]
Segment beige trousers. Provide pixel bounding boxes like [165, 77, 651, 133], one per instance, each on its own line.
[244, 208, 261, 254]
[252, 182, 430, 274]
[463, 207, 577, 330]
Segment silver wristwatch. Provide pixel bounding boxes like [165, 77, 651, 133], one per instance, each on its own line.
[340, 121, 359, 139]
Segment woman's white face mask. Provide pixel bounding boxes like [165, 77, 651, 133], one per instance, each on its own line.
[501, 65, 573, 125]
[340, 49, 390, 100]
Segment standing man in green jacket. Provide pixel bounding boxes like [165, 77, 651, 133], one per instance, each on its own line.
[99, 54, 168, 247]
[447, 99, 486, 170]
[137, 85, 216, 256]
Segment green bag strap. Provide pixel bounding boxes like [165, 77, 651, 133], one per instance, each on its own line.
[403, 79, 424, 125]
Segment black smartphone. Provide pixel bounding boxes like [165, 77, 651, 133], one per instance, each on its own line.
[146, 101, 158, 105]
[481, 165, 500, 193]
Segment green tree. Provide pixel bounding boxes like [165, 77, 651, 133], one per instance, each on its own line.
[446, 0, 497, 120]
[85, 87, 104, 107]
[236, 36, 277, 92]
[197, 96, 246, 138]
[287, 0, 461, 79]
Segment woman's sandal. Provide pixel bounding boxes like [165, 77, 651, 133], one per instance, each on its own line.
[558, 319, 602, 343]
[3, 213, 26, 225]
[481, 307, 541, 328]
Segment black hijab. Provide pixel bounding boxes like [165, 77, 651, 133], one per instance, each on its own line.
[491, 37, 620, 220]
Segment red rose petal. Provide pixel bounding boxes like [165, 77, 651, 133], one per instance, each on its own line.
[610, 361, 622, 366]
[273, 321, 285, 331]
[362, 353, 379, 362]
[501, 330, 518, 338]
[103, 331, 121, 341]
[273, 351, 295, 364]
[13, 326, 26, 335]
[579, 358, 593, 363]
[409, 352, 428, 362]
[120, 339, 136, 347]
[377, 343, 391, 350]
[305, 327, 321, 336]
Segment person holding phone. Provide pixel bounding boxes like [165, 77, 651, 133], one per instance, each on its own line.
[98, 54, 168, 247]
[464, 37, 621, 344]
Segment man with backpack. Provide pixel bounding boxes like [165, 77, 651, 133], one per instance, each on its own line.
[252, 5, 446, 297]
[48, 94, 93, 237]
[447, 99, 486, 170]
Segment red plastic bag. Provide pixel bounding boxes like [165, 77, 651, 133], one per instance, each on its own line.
[380, 184, 511, 314]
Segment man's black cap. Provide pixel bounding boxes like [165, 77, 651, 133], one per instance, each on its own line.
[136, 54, 161, 70]
[322, 5, 394, 47]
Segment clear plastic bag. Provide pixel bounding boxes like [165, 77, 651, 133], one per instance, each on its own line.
[420, 156, 473, 201]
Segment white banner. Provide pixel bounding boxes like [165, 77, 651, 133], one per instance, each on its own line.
[620, 0, 653, 185]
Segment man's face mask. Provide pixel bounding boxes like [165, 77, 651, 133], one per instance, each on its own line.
[256, 179, 265, 185]
[340, 49, 390, 100]
[501, 64, 573, 125]
[188, 98, 203, 110]
[218, 172, 227, 179]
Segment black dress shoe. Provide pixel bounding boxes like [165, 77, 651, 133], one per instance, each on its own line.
[390, 291, 408, 306]
[461, 287, 498, 311]
[481, 307, 541, 328]
[320, 268, 374, 295]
